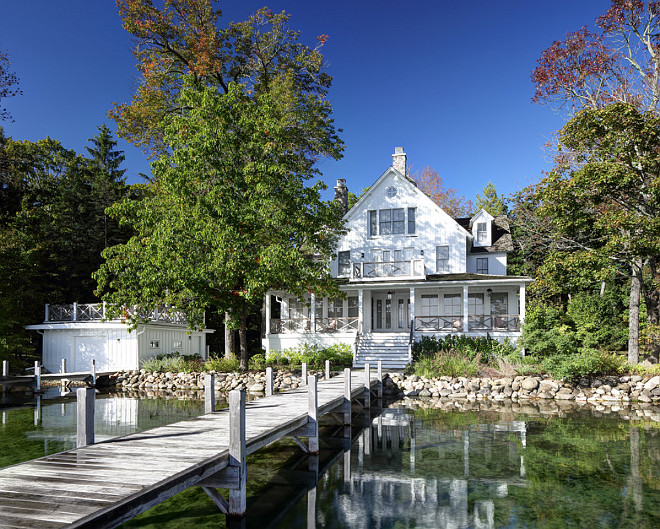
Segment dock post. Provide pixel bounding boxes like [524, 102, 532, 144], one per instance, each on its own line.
[378, 360, 383, 400]
[34, 361, 41, 392]
[301, 362, 307, 386]
[34, 395, 41, 426]
[204, 374, 215, 414]
[61, 358, 66, 374]
[325, 360, 331, 380]
[228, 390, 247, 517]
[90, 359, 96, 386]
[266, 367, 273, 397]
[2, 360, 8, 377]
[308, 375, 319, 454]
[344, 368, 351, 427]
[77, 387, 95, 447]
[364, 363, 371, 409]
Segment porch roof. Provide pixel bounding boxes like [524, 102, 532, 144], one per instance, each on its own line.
[336, 273, 533, 287]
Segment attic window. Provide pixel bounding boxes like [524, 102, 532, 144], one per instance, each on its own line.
[476, 222, 487, 243]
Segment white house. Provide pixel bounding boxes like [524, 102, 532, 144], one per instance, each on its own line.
[26, 303, 213, 373]
[263, 147, 533, 369]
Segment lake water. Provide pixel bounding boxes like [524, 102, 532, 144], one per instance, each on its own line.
[1, 391, 659, 528]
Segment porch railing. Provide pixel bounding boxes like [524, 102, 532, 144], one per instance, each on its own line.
[270, 317, 359, 334]
[414, 314, 520, 332]
[45, 303, 188, 325]
[351, 259, 425, 280]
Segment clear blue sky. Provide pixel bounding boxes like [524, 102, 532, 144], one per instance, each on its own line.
[1, 1, 610, 204]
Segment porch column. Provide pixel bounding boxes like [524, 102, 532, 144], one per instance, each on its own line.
[409, 287, 415, 329]
[462, 286, 469, 332]
[519, 284, 526, 325]
[358, 289, 364, 332]
[265, 294, 271, 335]
[310, 293, 316, 333]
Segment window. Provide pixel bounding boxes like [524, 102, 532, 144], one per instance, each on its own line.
[468, 293, 484, 315]
[436, 245, 449, 272]
[476, 257, 488, 274]
[420, 294, 438, 316]
[173, 340, 182, 349]
[338, 250, 351, 276]
[347, 296, 358, 318]
[444, 294, 462, 316]
[408, 208, 416, 234]
[369, 210, 377, 237]
[491, 293, 508, 315]
[149, 340, 160, 348]
[392, 209, 405, 234]
[288, 298, 306, 319]
[476, 222, 487, 243]
[328, 298, 343, 318]
[379, 209, 392, 235]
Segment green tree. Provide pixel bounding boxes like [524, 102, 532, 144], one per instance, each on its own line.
[536, 103, 660, 363]
[0, 47, 21, 122]
[474, 180, 506, 216]
[96, 81, 346, 369]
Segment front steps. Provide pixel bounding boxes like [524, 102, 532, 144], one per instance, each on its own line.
[353, 332, 410, 370]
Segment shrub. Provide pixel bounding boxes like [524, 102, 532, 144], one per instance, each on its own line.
[267, 343, 353, 369]
[203, 355, 240, 372]
[412, 350, 481, 378]
[539, 349, 626, 380]
[412, 334, 515, 365]
[141, 352, 202, 373]
[249, 353, 266, 370]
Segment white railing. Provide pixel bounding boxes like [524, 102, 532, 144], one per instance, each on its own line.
[414, 315, 520, 332]
[270, 318, 311, 334]
[45, 303, 188, 325]
[351, 259, 425, 280]
[314, 317, 358, 333]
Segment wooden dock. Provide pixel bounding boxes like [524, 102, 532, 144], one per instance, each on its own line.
[0, 368, 381, 528]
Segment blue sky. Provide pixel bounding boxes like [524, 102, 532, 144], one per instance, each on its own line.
[1, 1, 610, 204]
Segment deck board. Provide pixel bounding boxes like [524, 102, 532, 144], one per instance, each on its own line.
[0, 371, 379, 529]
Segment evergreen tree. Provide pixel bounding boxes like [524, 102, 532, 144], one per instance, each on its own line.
[475, 181, 507, 216]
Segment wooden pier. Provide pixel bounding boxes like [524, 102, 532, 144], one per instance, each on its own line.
[0, 367, 382, 528]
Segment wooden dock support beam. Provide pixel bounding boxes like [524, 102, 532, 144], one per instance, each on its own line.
[228, 390, 247, 517]
[77, 387, 95, 447]
[204, 374, 215, 414]
[364, 363, 371, 409]
[290, 374, 319, 454]
[325, 360, 331, 380]
[266, 367, 273, 397]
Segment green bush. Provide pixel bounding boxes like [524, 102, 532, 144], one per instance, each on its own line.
[203, 355, 240, 372]
[518, 304, 579, 357]
[412, 350, 480, 378]
[267, 343, 353, 369]
[249, 353, 266, 370]
[140, 352, 203, 373]
[539, 349, 626, 379]
[412, 334, 515, 365]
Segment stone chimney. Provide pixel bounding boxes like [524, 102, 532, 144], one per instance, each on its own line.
[334, 178, 348, 215]
[392, 146, 406, 175]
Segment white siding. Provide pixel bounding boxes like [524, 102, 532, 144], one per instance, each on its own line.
[466, 253, 507, 276]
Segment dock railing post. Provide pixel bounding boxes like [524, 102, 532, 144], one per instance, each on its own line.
[61, 358, 66, 374]
[2, 360, 8, 377]
[308, 375, 319, 454]
[364, 363, 371, 409]
[204, 374, 215, 414]
[77, 387, 95, 447]
[378, 360, 383, 400]
[325, 360, 331, 380]
[301, 362, 307, 386]
[90, 359, 96, 386]
[228, 389, 247, 517]
[266, 367, 273, 397]
[34, 361, 41, 392]
[343, 368, 351, 427]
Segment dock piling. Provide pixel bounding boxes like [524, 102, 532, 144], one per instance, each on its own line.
[228, 390, 247, 517]
[76, 387, 95, 447]
[308, 375, 319, 454]
[301, 362, 307, 386]
[61, 358, 66, 374]
[90, 359, 96, 386]
[34, 361, 41, 392]
[364, 363, 371, 409]
[266, 367, 273, 397]
[2, 360, 8, 377]
[325, 360, 330, 380]
[204, 374, 215, 414]
[344, 368, 352, 426]
[378, 360, 383, 399]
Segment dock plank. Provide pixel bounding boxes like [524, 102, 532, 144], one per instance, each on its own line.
[0, 371, 380, 529]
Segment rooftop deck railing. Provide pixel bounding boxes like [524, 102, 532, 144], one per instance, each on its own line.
[45, 303, 188, 325]
[350, 259, 425, 280]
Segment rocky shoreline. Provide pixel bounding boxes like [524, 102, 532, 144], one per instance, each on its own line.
[107, 369, 660, 405]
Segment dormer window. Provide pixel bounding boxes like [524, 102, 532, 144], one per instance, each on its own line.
[476, 222, 487, 243]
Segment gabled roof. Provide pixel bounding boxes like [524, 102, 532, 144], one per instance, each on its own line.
[455, 215, 514, 253]
[344, 166, 473, 239]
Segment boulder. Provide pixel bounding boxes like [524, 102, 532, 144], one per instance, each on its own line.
[521, 378, 539, 391]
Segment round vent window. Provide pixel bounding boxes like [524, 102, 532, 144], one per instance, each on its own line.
[386, 186, 398, 198]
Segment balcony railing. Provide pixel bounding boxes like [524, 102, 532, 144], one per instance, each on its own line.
[414, 314, 520, 332]
[45, 303, 188, 325]
[351, 259, 425, 280]
[270, 317, 359, 334]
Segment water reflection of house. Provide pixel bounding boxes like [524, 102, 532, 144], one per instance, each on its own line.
[335, 408, 526, 529]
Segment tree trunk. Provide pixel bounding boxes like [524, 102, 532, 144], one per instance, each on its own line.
[239, 301, 248, 371]
[639, 258, 660, 363]
[224, 312, 235, 359]
[628, 266, 641, 364]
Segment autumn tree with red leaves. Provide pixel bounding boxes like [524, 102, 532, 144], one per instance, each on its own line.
[411, 166, 473, 218]
[526, 1, 660, 363]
